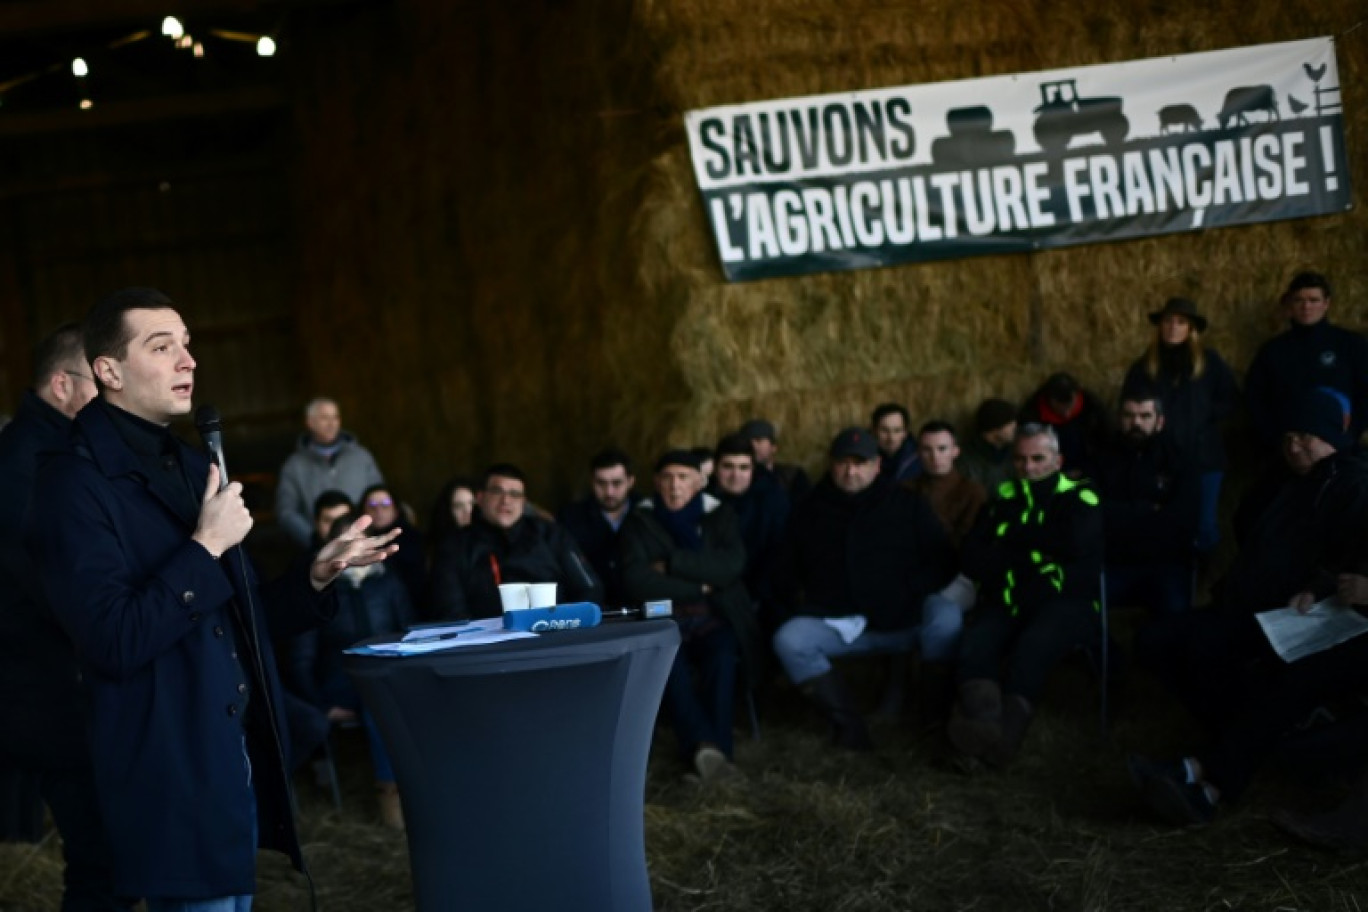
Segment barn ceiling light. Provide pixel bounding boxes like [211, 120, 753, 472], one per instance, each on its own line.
[256, 36, 277, 57]
[71, 58, 88, 77]
[79, 98, 92, 110]
[161, 16, 184, 40]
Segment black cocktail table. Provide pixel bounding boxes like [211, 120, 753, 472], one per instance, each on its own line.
[344, 620, 679, 912]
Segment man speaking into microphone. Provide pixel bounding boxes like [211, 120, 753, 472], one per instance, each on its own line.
[27, 287, 400, 911]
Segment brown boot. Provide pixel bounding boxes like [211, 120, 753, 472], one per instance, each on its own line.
[947, 679, 1003, 762]
[984, 694, 1033, 768]
[376, 781, 405, 830]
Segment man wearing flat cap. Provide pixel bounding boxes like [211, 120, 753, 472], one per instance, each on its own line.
[771, 427, 957, 749]
[1247, 271, 1368, 452]
[619, 450, 756, 781]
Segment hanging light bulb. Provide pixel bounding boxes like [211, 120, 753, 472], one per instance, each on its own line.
[79, 98, 93, 110]
[176, 35, 193, 49]
[71, 58, 88, 77]
[161, 16, 184, 39]
[193, 42, 204, 58]
[256, 36, 277, 57]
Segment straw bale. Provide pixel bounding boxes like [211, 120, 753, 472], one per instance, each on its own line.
[286, 0, 1368, 510]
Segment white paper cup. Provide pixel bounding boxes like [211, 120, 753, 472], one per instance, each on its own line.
[498, 583, 531, 612]
[526, 583, 558, 609]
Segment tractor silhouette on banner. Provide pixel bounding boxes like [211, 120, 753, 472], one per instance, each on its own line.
[1032, 79, 1129, 153]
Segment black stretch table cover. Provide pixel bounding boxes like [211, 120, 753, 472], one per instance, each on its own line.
[344, 620, 680, 912]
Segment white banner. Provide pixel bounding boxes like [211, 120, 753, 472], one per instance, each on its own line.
[684, 38, 1350, 282]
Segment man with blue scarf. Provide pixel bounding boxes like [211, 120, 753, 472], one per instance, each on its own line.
[619, 450, 756, 782]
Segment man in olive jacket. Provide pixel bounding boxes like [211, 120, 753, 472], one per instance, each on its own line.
[619, 450, 756, 782]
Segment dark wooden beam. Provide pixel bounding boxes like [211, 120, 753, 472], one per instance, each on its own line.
[0, 84, 284, 135]
[0, 0, 378, 39]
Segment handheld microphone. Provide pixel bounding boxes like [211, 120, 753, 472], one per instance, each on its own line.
[193, 405, 230, 491]
[503, 602, 602, 633]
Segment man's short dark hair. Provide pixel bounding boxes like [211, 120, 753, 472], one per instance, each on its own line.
[31, 323, 85, 388]
[481, 463, 526, 489]
[589, 447, 632, 475]
[1119, 386, 1165, 416]
[84, 287, 176, 368]
[690, 445, 714, 465]
[1287, 271, 1332, 299]
[918, 420, 957, 442]
[312, 489, 353, 520]
[714, 433, 755, 460]
[975, 398, 1018, 434]
[871, 402, 910, 427]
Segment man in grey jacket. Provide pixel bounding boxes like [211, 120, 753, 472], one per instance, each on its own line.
[275, 397, 384, 548]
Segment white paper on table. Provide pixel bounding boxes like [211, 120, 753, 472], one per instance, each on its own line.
[400, 617, 505, 641]
[1255, 597, 1368, 663]
[823, 615, 867, 646]
[347, 617, 537, 656]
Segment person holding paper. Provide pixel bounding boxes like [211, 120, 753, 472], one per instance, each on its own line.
[1129, 388, 1368, 827]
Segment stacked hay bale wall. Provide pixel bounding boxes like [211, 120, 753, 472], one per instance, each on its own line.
[290, 0, 1367, 509]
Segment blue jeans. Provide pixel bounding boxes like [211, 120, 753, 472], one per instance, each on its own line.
[146, 897, 251, 912]
[774, 594, 963, 685]
[662, 619, 738, 759]
[322, 673, 396, 782]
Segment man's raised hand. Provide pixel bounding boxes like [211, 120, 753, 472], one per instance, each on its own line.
[310, 514, 401, 591]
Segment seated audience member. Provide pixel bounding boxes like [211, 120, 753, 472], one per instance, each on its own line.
[619, 450, 755, 781]
[740, 418, 812, 502]
[959, 398, 1018, 492]
[360, 483, 427, 611]
[311, 490, 355, 552]
[871, 402, 921, 482]
[1095, 390, 1200, 616]
[290, 512, 417, 830]
[557, 448, 640, 608]
[427, 475, 477, 551]
[1124, 297, 1239, 552]
[905, 421, 987, 547]
[771, 428, 957, 749]
[275, 397, 385, 549]
[1020, 372, 1111, 479]
[431, 464, 603, 619]
[708, 433, 791, 632]
[1129, 389, 1368, 826]
[1246, 271, 1368, 452]
[949, 423, 1102, 767]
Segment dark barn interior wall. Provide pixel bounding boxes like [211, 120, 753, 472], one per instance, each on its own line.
[0, 111, 303, 472]
[288, 0, 1365, 511]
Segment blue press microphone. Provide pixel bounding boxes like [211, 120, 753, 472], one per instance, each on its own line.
[503, 602, 602, 632]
